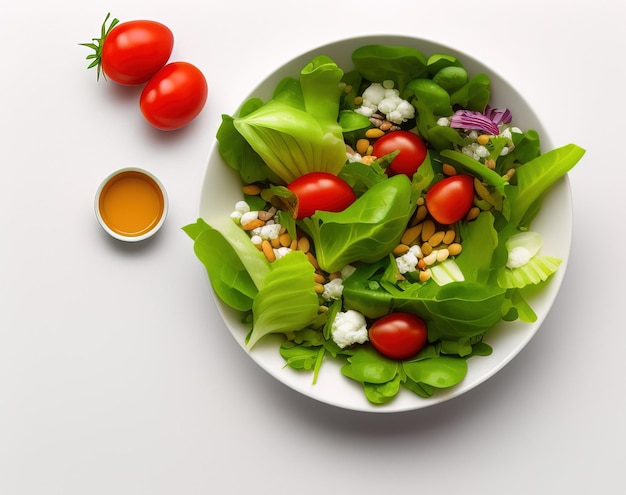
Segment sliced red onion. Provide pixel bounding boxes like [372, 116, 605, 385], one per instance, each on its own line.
[450, 110, 500, 135]
[484, 105, 512, 125]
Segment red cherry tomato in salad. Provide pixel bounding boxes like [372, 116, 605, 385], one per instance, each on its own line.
[139, 62, 208, 131]
[372, 130, 427, 177]
[84, 14, 174, 85]
[287, 172, 357, 219]
[425, 174, 475, 225]
[369, 313, 428, 361]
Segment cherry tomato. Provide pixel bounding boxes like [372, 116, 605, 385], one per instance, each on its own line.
[139, 62, 208, 131]
[425, 174, 475, 225]
[83, 14, 174, 85]
[287, 172, 357, 219]
[372, 130, 427, 177]
[369, 313, 428, 361]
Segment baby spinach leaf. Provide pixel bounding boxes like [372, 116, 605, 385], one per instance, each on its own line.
[403, 356, 468, 388]
[341, 347, 399, 384]
[352, 44, 428, 92]
[363, 375, 402, 404]
[301, 174, 415, 273]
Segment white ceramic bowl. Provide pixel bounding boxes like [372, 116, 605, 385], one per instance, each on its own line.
[198, 35, 572, 413]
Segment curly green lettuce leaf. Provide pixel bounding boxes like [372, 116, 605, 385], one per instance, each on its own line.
[233, 55, 347, 184]
[183, 218, 268, 311]
[248, 250, 319, 348]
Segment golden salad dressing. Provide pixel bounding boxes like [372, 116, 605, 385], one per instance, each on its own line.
[98, 170, 165, 237]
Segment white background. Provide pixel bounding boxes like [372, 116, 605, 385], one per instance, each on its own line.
[1, 1, 622, 494]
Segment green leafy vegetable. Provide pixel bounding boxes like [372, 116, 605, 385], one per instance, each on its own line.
[301, 174, 416, 273]
[232, 55, 347, 184]
[249, 251, 319, 348]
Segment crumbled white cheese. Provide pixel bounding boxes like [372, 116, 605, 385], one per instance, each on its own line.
[322, 278, 344, 301]
[395, 245, 423, 274]
[331, 310, 369, 349]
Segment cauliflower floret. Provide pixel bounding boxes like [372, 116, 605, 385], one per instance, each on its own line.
[331, 310, 369, 349]
[321, 278, 344, 302]
[361, 83, 386, 105]
[395, 245, 422, 274]
[355, 82, 414, 124]
[252, 222, 282, 240]
[273, 246, 292, 260]
[378, 94, 402, 115]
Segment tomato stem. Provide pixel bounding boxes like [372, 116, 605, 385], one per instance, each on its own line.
[78, 12, 120, 81]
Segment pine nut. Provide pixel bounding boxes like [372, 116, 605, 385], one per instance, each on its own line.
[379, 121, 393, 131]
[419, 270, 431, 283]
[421, 219, 436, 241]
[477, 134, 490, 145]
[360, 155, 377, 165]
[474, 178, 494, 205]
[270, 237, 281, 248]
[442, 163, 457, 176]
[242, 218, 265, 231]
[428, 231, 445, 247]
[279, 233, 291, 247]
[421, 242, 433, 256]
[365, 128, 385, 139]
[314, 273, 326, 284]
[262, 240, 275, 262]
[356, 138, 370, 155]
[242, 184, 262, 195]
[306, 252, 319, 270]
[466, 207, 480, 221]
[314, 283, 325, 294]
[297, 236, 310, 253]
[448, 243, 463, 256]
[443, 229, 456, 245]
[401, 225, 422, 245]
[436, 248, 450, 262]
[393, 244, 410, 256]
[423, 251, 438, 266]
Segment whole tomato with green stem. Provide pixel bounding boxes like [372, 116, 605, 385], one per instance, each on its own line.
[80, 13, 174, 85]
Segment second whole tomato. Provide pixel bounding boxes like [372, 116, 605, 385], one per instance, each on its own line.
[139, 62, 208, 131]
[369, 312, 428, 361]
[425, 174, 475, 224]
[372, 130, 427, 177]
[287, 172, 357, 219]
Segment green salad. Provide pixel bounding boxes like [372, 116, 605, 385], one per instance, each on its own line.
[184, 44, 585, 405]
